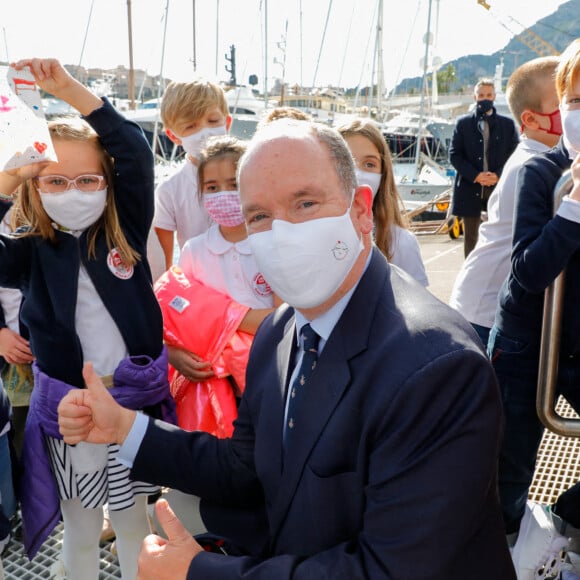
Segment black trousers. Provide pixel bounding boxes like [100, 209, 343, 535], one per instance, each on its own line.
[460, 186, 494, 258]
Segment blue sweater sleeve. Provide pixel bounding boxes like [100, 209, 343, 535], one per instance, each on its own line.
[82, 98, 155, 252]
[511, 158, 580, 293]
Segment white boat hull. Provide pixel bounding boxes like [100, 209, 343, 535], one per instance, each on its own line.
[398, 183, 451, 212]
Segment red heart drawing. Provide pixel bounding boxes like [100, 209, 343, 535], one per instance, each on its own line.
[34, 142, 47, 154]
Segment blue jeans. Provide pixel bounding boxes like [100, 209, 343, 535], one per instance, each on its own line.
[0, 432, 16, 527]
[471, 323, 491, 351]
[489, 325, 580, 533]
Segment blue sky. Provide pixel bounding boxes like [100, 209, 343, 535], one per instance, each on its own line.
[2, 0, 571, 91]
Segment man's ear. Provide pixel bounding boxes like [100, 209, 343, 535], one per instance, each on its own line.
[165, 129, 182, 145]
[225, 115, 233, 132]
[352, 185, 374, 234]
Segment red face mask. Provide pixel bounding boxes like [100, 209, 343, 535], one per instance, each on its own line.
[521, 108, 562, 136]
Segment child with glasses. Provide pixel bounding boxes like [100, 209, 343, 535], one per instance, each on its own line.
[0, 57, 175, 579]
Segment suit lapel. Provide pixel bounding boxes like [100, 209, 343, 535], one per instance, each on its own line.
[268, 249, 390, 538]
[257, 312, 297, 492]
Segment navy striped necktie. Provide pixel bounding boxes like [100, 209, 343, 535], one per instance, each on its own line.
[285, 323, 320, 441]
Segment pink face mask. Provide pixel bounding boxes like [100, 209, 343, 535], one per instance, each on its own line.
[522, 108, 562, 136]
[203, 190, 245, 227]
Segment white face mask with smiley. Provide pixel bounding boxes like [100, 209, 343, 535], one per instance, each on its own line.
[248, 207, 363, 309]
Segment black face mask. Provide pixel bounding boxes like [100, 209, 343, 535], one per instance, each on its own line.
[477, 99, 494, 116]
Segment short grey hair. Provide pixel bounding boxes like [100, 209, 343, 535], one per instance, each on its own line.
[474, 78, 495, 94]
[237, 119, 356, 198]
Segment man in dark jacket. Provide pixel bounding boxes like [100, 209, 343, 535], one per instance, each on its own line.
[450, 78, 519, 257]
[58, 118, 516, 580]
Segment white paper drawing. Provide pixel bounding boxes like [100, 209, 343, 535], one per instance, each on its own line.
[0, 66, 57, 171]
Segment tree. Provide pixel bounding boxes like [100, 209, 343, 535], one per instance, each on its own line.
[437, 64, 457, 94]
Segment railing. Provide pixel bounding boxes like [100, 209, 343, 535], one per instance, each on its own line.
[536, 170, 578, 436]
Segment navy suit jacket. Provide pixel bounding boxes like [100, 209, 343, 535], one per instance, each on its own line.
[132, 249, 515, 579]
[449, 108, 519, 217]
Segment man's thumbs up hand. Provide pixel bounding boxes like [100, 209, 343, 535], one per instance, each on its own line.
[137, 499, 203, 580]
[58, 361, 136, 445]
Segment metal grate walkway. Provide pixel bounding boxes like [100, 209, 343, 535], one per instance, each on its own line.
[1, 520, 120, 579]
[529, 397, 580, 505]
[2, 398, 580, 578]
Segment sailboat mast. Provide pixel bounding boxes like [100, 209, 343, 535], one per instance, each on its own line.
[263, 0, 269, 107]
[215, 0, 220, 76]
[376, 0, 384, 118]
[151, 0, 171, 160]
[127, 0, 135, 110]
[192, 0, 197, 72]
[2, 27, 8, 62]
[413, 0, 433, 173]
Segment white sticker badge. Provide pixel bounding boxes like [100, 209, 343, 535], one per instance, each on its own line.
[107, 248, 134, 280]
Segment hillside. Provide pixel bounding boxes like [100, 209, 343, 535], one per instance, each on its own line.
[395, 0, 580, 94]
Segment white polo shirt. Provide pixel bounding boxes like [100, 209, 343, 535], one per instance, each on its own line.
[389, 225, 429, 287]
[449, 137, 549, 329]
[178, 224, 274, 309]
[153, 161, 212, 252]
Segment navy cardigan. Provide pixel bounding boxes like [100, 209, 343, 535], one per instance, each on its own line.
[0, 200, 12, 373]
[0, 99, 163, 388]
[495, 139, 578, 353]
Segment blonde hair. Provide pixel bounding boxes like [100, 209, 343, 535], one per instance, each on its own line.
[11, 117, 139, 266]
[197, 135, 247, 200]
[160, 79, 229, 132]
[556, 38, 580, 102]
[506, 56, 559, 124]
[337, 118, 408, 261]
[258, 106, 312, 129]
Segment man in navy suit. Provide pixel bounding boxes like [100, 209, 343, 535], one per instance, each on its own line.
[58, 119, 515, 579]
[450, 78, 519, 258]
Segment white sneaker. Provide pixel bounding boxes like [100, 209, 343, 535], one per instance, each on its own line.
[512, 500, 571, 579]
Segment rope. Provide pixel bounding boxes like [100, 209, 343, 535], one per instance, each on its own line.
[308, 0, 334, 109]
[336, 2, 357, 89]
[77, 0, 96, 69]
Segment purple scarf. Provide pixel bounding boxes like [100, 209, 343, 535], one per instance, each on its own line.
[20, 347, 176, 559]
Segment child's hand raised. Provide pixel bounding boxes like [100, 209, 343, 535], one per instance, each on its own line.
[10, 58, 103, 116]
[11, 58, 77, 100]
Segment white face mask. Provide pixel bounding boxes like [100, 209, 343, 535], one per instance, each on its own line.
[560, 106, 580, 157]
[179, 126, 227, 159]
[39, 188, 107, 231]
[248, 208, 363, 309]
[354, 169, 381, 199]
